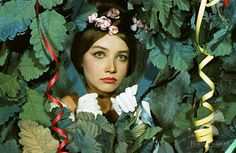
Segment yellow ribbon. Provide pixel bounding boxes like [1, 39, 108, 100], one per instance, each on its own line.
[194, 0, 219, 152]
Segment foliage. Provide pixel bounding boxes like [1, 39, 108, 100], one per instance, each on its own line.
[0, 0, 235, 152]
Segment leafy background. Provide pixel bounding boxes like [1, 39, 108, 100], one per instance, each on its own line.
[0, 0, 236, 152]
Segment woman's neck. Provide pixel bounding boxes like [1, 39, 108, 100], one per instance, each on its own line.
[85, 84, 116, 98]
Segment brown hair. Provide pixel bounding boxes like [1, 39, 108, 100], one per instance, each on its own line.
[71, 0, 137, 76]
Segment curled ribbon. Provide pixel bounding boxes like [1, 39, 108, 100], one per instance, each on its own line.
[35, 0, 69, 152]
[194, 0, 220, 152]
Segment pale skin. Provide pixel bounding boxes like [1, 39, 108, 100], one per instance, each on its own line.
[62, 34, 129, 119]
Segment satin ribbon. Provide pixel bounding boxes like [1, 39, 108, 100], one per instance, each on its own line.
[194, 0, 220, 152]
[35, 1, 69, 152]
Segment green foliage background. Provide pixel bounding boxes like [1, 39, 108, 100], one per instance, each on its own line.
[0, 0, 236, 152]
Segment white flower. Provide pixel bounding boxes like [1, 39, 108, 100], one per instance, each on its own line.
[88, 12, 98, 23]
[106, 8, 120, 19]
[95, 16, 112, 30]
[108, 25, 119, 35]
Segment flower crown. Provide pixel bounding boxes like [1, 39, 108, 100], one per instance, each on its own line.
[88, 8, 120, 35]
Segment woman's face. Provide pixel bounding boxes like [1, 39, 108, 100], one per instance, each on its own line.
[82, 34, 129, 96]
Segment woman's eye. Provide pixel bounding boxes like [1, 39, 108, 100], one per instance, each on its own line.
[117, 55, 128, 61]
[93, 51, 105, 58]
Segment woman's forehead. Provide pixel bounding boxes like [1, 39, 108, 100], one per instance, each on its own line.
[90, 34, 129, 52]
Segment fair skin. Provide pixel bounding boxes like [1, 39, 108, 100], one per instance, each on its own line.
[62, 34, 129, 116]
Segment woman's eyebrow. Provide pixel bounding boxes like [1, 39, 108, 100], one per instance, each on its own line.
[91, 45, 108, 51]
[118, 50, 129, 54]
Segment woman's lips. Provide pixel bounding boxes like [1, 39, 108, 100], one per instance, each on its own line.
[101, 77, 117, 84]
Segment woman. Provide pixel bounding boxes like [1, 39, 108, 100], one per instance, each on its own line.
[61, 0, 139, 123]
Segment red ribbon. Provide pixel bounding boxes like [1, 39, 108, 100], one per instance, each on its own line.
[223, 0, 229, 7]
[35, 1, 69, 152]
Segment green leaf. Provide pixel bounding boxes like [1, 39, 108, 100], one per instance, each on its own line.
[51, 107, 73, 129]
[67, 120, 102, 153]
[0, 44, 8, 66]
[196, 106, 212, 121]
[163, 10, 183, 38]
[0, 0, 35, 41]
[115, 141, 128, 153]
[129, 126, 162, 152]
[151, 72, 191, 128]
[218, 72, 236, 96]
[142, 0, 152, 11]
[150, 46, 168, 69]
[18, 120, 59, 153]
[215, 100, 236, 124]
[18, 49, 49, 81]
[0, 73, 20, 97]
[174, 130, 204, 153]
[39, 0, 63, 9]
[0, 139, 20, 153]
[211, 35, 233, 56]
[30, 10, 67, 65]
[158, 141, 175, 153]
[173, 103, 193, 137]
[95, 114, 115, 134]
[150, 7, 158, 30]
[0, 103, 20, 125]
[168, 40, 195, 71]
[173, 0, 190, 11]
[222, 47, 236, 71]
[74, 2, 97, 31]
[19, 89, 51, 126]
[154, 0, 172, 26]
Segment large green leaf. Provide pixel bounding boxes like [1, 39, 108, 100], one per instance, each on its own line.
[115, 141, 128, 153]
[18, 49, 49, 81]
[214, 100, 236, 125]
[0, 139, 20, 153]
[30, 10, 67, 65]
[18, 120, 59, 153]
[0, 103, 20, 125]
[0, 43, 8, 66]
[173, 0, 190, 11]
[67, 118, 103, 153]
[19, 89, 51, 126]
[222, 47, 236, 71]
[129, 126, 162, 152]
[163, 10, 183, 38]
[51, 107, 73, 129]
[173, 103, 193, 137]
[0, 0, 35, 41]
[74, 2, 97, 31]
[210, 35, 233, 57]
[158, 141, 175, 153]
[95, 114, 115, 134]
[39, 0, 63, 10]
[150, 46, 168, 69]
[154, 0, 172, 26]
[0, 73, 20, 97]
[150, 72, 191, 128]
[168, 40, 195, 71]
[150, 7, 158, 30]
[174, 130, 204, 153]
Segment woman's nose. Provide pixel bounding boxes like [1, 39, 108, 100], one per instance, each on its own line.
[105, 59, 117, 73]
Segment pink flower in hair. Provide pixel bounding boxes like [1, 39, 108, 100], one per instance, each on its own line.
[88, 12, 98, 23]
[106, 8, 120, 19]
[95, 16, 111, 30]
[108, 25, 119, 35]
